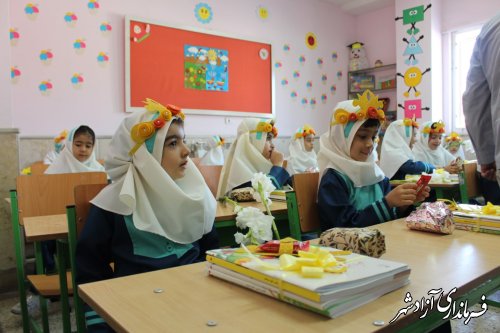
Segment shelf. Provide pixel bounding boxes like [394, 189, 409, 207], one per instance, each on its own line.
[348, 87, 396, 95]
[348, 63, 396, 75]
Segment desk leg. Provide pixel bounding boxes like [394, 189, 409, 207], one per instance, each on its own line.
[458, 172, 469, 203]
[56, 240, 71, 333]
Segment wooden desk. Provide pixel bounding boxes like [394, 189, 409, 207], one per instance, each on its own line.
[23, 214, 68, 242]
[390, 179, 468, 203]
[215, 200, 287, 222]
[79, 219, 500, 333]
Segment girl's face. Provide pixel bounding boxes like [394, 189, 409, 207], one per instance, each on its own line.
[161, 122, 191, 180]
[303, 134, 314, 152]
[350, 126, 378, 162]
[428, 133, 442, 150]
[262, 132, 274, 159]
[448, 145, 459, 154]
[409, 127, 417, 149]
[72, 133, 94, 162]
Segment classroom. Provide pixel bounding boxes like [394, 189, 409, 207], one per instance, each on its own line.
[0, 0, 499, 332]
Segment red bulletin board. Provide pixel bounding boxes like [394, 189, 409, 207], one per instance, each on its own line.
[125, 17, 274, 116]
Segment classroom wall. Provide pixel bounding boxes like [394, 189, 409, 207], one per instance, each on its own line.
[0, 0, 12, 127]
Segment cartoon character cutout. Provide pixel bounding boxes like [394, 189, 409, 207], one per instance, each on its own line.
[397, 67, 430, 97]
[403, 35, 424, 65]
[347, 42, 369, 71]
[395, 4, 432, 35]
[132, 23, 150, 43]
[398, 100, 429, 119]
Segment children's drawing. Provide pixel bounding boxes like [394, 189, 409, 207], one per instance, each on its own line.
[131, 22, 150, 43]
[305, 32, 317, 50]
[195, 3, 213, 24]
[397, 67, 430, 97]
[398, 99, 430, 119]
[395, 4, 431, 35]
[403, 35, 424, 65]
[184, 45, 229, 92]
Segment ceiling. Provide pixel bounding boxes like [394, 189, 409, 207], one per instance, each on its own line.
[323, 0, 395, 16]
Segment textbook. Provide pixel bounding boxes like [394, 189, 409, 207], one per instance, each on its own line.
[207, 263, 410, 318]
[205, 247, 410, 312]
[270, 190, 288, 201]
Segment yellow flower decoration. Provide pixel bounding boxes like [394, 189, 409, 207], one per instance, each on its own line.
[250, 120, 278, 138]
[129, 98, 185, 155]
[294, 125, 316, 139]
[445, 132, 462, 143]
[331, 89, 385, 126]
[423, 120, 445, 135]
[403, 118, 419, 128]
[54, 130, 68, 143]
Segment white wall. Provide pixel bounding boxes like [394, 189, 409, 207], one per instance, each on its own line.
[0, 0, 12, 127]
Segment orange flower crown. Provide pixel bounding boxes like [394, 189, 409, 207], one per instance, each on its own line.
[54, 130, 68, 143]
[214, 135, 225, 147]
[422, 121, 445, 135]
[250, 120, 278, 138]
[445, 132, 463, 143]
[129, 98, 185, 155]
[294, 125, 316, 139]
[331, 90, 385, 126]
[402, 118, 419, 128]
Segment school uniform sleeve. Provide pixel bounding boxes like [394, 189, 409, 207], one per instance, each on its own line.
[268, 166, 291, 188]
[195, 225, 220, 262]
[391, 160, 435, 180]
[318, 169, 397, 230]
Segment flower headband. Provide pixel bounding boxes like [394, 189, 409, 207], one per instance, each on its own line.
[294, 125, 316, 139]
[445, 132, 463, 144]
[54, 130, 68, 143]
[331, 90, 385, 126]
[249, 120, 278, 138]
[422, 121, 445, 135]
[129, 98, 185, 155]
[214, 135, 225, 147]
[403, 117, 419, 128]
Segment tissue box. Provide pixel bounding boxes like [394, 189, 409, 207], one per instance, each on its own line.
[406, 201, 455, 234]
[319, 227, 386, 258]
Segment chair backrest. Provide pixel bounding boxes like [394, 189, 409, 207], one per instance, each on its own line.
[16, 172, 108, 224]
[464, 162, 479, 198]
[196, 164, 223, 198]
[74, 183, 108, 236]
[292, 172, 320, 233]
[30, 161, 49, 175]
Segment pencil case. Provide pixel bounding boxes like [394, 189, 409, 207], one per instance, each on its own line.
[319, 227, 386, 258]
[229, 187, 255, 202]
[405, 201, 455, 234]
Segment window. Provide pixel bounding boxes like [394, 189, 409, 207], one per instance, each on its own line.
[450, 27, 481, 132]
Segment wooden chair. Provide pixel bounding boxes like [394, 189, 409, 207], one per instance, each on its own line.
[464, 162, 480, 199]
[196, 164, 223, 198]
[10, 172, 108, 333]
[285, 172, 320, 240]
[30, 161, 49, 175]
[66, 183, 108, 333]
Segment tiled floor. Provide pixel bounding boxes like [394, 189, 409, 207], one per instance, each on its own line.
[0, 291, 498, 332]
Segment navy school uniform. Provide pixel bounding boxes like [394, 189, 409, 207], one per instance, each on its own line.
[233, 165, 291, 190]
[391, 160, 435, 180]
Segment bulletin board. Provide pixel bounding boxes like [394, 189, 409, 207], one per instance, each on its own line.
[125, 17, 274, 116]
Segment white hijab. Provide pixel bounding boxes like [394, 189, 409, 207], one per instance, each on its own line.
[380, 120, 416, 179]
[45, 126, 105, 174]
[287, 126, 318, 175]
[91, 107, 216, 244]
[216, 118, 274, 198]
[413, 121, 455, 167]
[200, 135, 225, 166]
[317, 100, 385, 187]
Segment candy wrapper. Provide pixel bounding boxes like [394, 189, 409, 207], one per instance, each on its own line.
[318, 228, 386, 258]
[257, 238, 310, 254]
[415, 174, 432, 195]
[405, 201, 455, 234]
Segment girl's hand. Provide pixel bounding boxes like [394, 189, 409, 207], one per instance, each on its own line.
[444, 163, 460, 174]
[386, 183, 417, 207]
[415, 185, 431, 202]
[270, 150, 284, 167]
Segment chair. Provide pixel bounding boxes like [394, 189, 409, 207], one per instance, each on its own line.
[10, 172, 108, 333]
[66, 183, 108, 333]
[30, 161, 49, 175]
[285, 172, 320, 240]
[196, 164, 223, 198]
[463, 162, 480, 199]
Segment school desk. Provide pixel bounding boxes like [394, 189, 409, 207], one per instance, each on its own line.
[78, 219, 500, 333]
[390, 177, 468, 203]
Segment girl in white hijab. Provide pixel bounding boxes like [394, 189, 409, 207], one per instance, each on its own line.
[45, 126, 105, 174]
[413, 121, 460, 173]
[216, 118, 290, 198]
[444, 132, 466, 160]
[286, 125, 319, 175]
[317, 90, 430, 230]
[200, 135, 225, 166]
[380, 119, 435, 180]
[76, 99, 219, 332]
[43, 129, 68, 164]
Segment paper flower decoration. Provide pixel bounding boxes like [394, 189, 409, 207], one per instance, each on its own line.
[73, 39, 86, 51]
[321, 74, 327, 83]
[64, 12, 78, 25]
[331, 90, 385, 126]
[195, 3, 213, 24]
[129, 99, 184, 155]
[274, 61, 282, 68]
[332, 52, 338, 61]
[317, 58, 324, 66]
[39, 50, 53, 64]
[422, 121, 445, 135]
[100, 22, 112, 32]
[11, 67, 21, 79]
[256, 5, 269, 20]
[71, 73, 84, 87]
[330, 85, 337, 94]
[321, 94, 327, 103]
[445, 132, 463, 144]
[88, 0, 100, 10]
[299, 55, 306, 64]
[403, 118, 419, 128]
[97, 51, 109, 63]
[281, 79, 288, 86]
[306, 81, 312, 89]
[10, 28, 20, 42]
[305, 32, 317, 50]
[336, 70, 343, 79]
[250, 120, 278, 138]
[293, 70, 300, 79]
[283, 44, 290, 52]
[24, 3, 39, 19]
[295, 125, 316, 139]
[290, 91, 297, 98]
[310, 98, 317, 105]
[301, 98, 308, 105]
[39, 80, 53, 93]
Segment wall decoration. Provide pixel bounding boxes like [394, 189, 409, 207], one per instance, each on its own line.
[10, 28, 20, 46]
[100, 22, 112, 34]
[283, 44, 290, 52]
[299, 55, 306, 64]
[310, 97, 316, 106]
[336, 70, 342, 79]
[321, 74, 327, 84]
[301, 97, 308, 105]
[321, 94, 327, 103]
[331, 51, 338, 62]
[71, 73, 84, 89]
[88, 1, 100, 13]
[39, 80, 53, 95]
[256, 5, 269, 21]
[317, 57, 323, 67]
[126, 17, 273, 116]
[305, 32, 317, 50]
[397, 67, 430, 97]
[402, 35, 423, 65]
[293, 70, 300, 79]
[290, 91, 297, 98]
[11, 66, 21, 83]
[64, 12, 78, 27]
[280, 78, 288, 86]
[398, 100, 430, 119]
[24, 3, 39, 20]
[306, 80, 312, 89]
[330, 84, 336, 94]
[395, 4, 431, 35]
[39, 49, 53, 65]
[131, 22, 151, 43]
[347, 42, 369, 71]
[274, 61, 282, 68]
[73, 39, 86, 54]
[184, 45, 228, 92]
[259, 48, 269, 60]
[194, 3, 213, 24]
[97, 51, 109, 66]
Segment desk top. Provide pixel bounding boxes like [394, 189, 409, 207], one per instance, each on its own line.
[79, 219, 500, 332]
[215, 200, 287, 221]
[23, 214, 68, 241]
[390, 180, 459, 188]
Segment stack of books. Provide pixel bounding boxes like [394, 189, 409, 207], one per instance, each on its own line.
[206, 247, 410, 318]
[452, 204, 500, 235]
